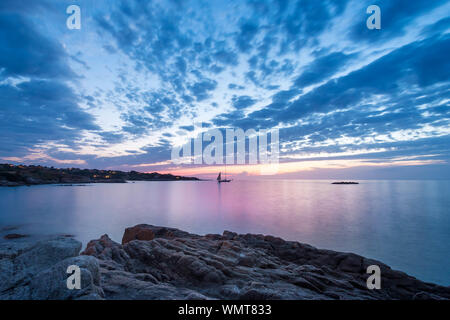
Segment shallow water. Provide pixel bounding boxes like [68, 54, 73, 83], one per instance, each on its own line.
[1, 180, 449, 285]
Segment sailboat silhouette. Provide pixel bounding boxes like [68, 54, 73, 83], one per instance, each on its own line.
[217, 172, 231, 183]
[217, 154, 231, 182]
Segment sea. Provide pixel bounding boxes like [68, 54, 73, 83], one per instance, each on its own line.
[1, 179, 449, 285]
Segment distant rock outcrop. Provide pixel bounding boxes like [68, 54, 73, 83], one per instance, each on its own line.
[0, 163, 199, 187]
[3, 234, 28, 240]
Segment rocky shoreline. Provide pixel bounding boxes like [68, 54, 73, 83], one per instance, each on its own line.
[0, 164, 199, 187]
[1, 224, 449, 300]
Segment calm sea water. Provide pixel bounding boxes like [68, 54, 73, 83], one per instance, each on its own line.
[0, 180, 449, 285]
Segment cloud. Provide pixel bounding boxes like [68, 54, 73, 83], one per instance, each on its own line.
[0, 13, 76, 79]
[0, 9, 98, 159]
[293, 52, 356, 87]
[0, 80, 99, 156]
[179, 125, 195, 131]
[277, 34, 450, 122]
[228, 83, 245, 90]
[235, 19, 259, 53]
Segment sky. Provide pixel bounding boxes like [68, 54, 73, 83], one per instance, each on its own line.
[0, 0, 449, 179]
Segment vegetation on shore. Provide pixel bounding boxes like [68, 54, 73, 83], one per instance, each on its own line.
[0, 163, 199, 186]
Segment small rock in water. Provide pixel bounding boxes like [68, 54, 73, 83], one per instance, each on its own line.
[122, 225, 155, 244]
[3, 233, 28, 239]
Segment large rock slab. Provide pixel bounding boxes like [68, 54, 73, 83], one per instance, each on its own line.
[81, 224, 450, 300]
[2, 224, 449, 300]
[0, 236, 102, 300]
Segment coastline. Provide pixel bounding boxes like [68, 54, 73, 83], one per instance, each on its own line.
[0, 163, 199, 187]
[1, 224, 449, 300]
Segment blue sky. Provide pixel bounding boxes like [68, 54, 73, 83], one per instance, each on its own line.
[0, 0, 449, 179]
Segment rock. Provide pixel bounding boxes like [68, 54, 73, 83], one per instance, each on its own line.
[0, 236, 84, 299]
[332, 182, 359, 184]
[1, 226, 19, 232]
[237, 254, 257, 267]
[25, 177, 42, 185]
[263, 235, 285, 245]
[0, 239, 37, 260]
[80, 224, 450, 300]
[223, 231, 238, 240]
[76, 293, 104, 300]
[29, 255, 104, 300]
[13, 236, 82, 276]
[82, 234, 129, 268]
[219, 284, 241, 298]
[0, 259, 14, 294]
[240, 287, 282, 300]
[83, 234, 118, 256]
[122, 225, 155, 244]
[337, 253, 363, 273]
[413, 291, 445, 300]
[185, 292, 209, 300]
[0, 164, 198, 187]
[3, 234, 28, 240]
[291, 277, 324, 293]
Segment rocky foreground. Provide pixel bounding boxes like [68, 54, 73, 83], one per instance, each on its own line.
[0, 164, 199, 186]
[1, 224, 449, 300]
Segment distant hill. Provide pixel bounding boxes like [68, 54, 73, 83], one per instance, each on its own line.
[0, 164, 199, 186]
